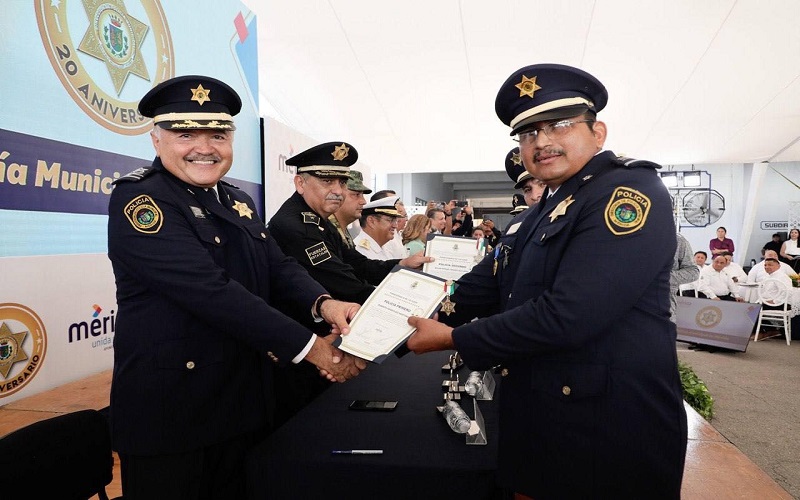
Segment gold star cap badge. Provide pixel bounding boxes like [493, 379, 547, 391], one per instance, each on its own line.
[332, 143, 350, 161]
[191, 84, 211, 106]
[549, 195, 576, 223]
[511, 152, 522, 165]
[515, 75, 542, 98]
[232, 200, 253, 219]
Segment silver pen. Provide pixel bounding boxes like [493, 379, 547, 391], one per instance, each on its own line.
[331, 449, 384, 455]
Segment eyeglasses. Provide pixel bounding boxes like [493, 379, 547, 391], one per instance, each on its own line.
[515, 119, 595, 146]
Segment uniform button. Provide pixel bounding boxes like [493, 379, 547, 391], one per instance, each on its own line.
[260, 232, 267, 239]
[267, 351, 279, 362]
[500, 368, 509, 377]
[508, 293, 512, 299]
[186, 361, 195, 370]
[214, 236, 221, 244]
[562, 385, 571, 396]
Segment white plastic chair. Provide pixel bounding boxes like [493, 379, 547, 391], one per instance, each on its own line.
[754, 278, 792, 345]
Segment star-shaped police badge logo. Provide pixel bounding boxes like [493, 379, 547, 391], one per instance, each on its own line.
[549, 195, 576, 223]
[515, 75, 542, 98]
[332, 143, 350, 161]
[232, 201, 253, 219]
[191, 84, 211, 106]
[440, 296, 456, 316]
[511, 152, 522, 165]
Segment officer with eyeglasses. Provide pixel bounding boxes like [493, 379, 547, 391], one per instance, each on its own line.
[407, 64, 686, 498]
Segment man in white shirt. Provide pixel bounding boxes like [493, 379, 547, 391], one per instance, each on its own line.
[353, 196, 402, 260]
[694, 251, 708, 268]
[697, 255, 743, 301]
[747, 250, 794, 283]
[369, 190, 408, 259]
[720, 252, 747, 284]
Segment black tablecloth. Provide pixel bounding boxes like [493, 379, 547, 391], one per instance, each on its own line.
[246, 351, 501, 499]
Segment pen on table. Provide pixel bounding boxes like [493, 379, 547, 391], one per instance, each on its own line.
[331, 449, 384, 455]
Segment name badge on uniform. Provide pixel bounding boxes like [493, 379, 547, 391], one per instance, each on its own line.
[305, 242, 332, 266]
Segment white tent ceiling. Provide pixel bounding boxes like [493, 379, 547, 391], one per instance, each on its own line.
[245, 0, 800, 174]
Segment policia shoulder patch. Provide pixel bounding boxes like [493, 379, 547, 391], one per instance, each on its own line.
[124, 194, 163, 234]
[604, 186, 650, 235]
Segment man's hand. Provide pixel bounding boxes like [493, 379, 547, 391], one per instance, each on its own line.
[319, 299, 360, 335]
[304, 335, 367, 382]
[463, 205, 473, 216]
[406, 316, 455, 354]
[400, 251, 434, 269]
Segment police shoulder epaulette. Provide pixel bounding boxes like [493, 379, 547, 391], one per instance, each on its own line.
[302, 212, 321, 225]
[113, 166, 156, 185]
[614, 156, 661, 170]
[219, 179, 240, 189]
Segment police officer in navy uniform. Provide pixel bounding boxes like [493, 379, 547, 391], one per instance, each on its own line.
[268, 143, 430, 304]
[107, 75, 365, 499]
[408, 64, 687, 498]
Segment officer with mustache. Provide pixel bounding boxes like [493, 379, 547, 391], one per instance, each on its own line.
[269, 142, 430, 305]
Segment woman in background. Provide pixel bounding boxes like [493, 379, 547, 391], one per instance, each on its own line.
[780, 227, 800, 272]
[709, 226, 734, 258]
[403, 214, 432, 256]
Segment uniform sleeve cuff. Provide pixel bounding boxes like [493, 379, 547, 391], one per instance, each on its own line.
[292, 335, 316, 364]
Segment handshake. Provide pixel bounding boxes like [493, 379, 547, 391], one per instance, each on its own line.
[303, 297, 367, 382]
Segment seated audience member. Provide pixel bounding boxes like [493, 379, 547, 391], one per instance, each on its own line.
[780, 227, 800, 272]
[354, 196, 402, 260]
[697, 255, 743, 301]
[670, 233, 699, 321]
[757, 258, 793, 309]
[748, 250, 794, 283]
[720, 252, 747, 284]
[694, 251, 708, 268]
[709, 226, 734, 258]
[762, 232, 783, 256]
[402, 214, 432, 257]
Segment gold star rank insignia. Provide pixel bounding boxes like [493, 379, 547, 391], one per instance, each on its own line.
[332, 143, 350, 161]
[191, 84, 211, 105]
[549, 195, 575, 223]
[511, 152, 522, 165]
[232, 201, 253, 219]
[515, 75, 541, 98]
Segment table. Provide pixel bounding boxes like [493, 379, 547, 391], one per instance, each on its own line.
[246, 351, 501, 500]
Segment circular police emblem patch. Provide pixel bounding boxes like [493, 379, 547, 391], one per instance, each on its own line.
[695, 305, 723, 329]
[35, 0, 174, 135]
[604, 186, 651, 235]
[0, 303, 48, 399]
[124, 194, 163, 233]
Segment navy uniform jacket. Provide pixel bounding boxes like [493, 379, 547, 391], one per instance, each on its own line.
[269, 192, 397, 304]
[107, 158, 326, 456]
[447, 151, 687, 498]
